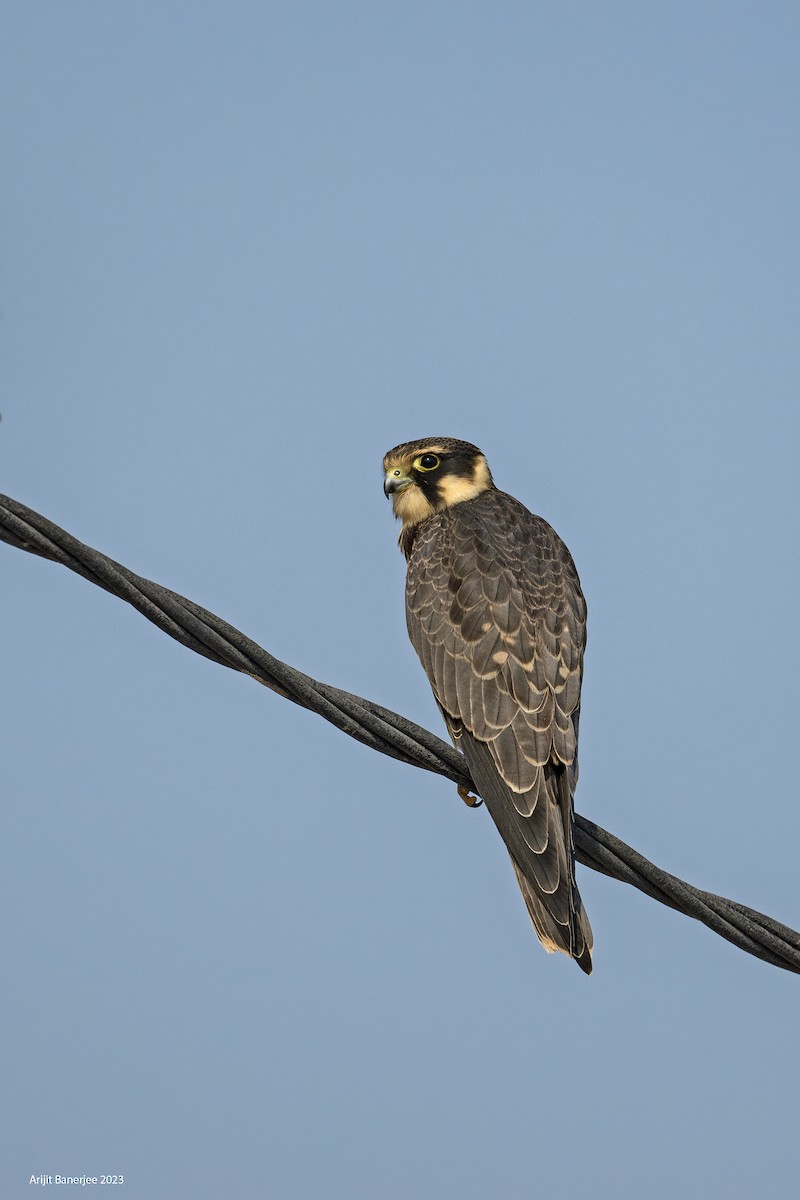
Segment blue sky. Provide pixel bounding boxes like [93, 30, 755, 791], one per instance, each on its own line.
[2, 3, 799, 1197]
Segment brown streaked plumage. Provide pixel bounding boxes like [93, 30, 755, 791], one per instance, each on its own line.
[383, 437, 593, 973]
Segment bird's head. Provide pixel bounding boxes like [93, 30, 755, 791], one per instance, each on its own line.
[382, 437, 494, 530]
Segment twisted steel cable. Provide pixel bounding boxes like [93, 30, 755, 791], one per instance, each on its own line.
[2, 493, 798, 975]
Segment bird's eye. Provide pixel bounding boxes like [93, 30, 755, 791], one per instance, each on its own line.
[415, 453, 440, 471]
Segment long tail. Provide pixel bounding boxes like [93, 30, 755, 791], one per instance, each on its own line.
[509, 858, 593, 974]
[460, 733, 593, 974]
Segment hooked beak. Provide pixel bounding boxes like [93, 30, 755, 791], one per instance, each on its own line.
[384, 469, 412, 497]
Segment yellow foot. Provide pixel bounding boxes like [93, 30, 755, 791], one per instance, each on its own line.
[458, 784, 482, 808]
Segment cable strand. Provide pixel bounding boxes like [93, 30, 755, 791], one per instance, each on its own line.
[2, 493, 797, 975]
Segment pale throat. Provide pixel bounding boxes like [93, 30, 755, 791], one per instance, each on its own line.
[392, 485, 436, 525]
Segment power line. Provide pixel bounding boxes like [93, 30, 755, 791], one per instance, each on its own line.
[2, 493, 798, 975]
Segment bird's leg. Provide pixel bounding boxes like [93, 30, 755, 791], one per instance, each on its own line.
[458, 784, 482, 808]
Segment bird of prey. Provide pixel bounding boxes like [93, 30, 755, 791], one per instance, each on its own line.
[383, 437, 593, 973]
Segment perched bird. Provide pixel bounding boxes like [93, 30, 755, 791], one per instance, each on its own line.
[384, 437, 593, 973]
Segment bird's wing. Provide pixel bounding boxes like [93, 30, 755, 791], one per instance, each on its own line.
[406, 490, 592, 970]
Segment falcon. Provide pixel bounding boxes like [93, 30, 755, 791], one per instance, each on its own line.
[383, 437, 593, 973]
